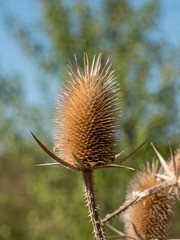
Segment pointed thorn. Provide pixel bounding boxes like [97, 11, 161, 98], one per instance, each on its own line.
[106, 223, 124, 236]
[169, 142, 178, 178]
[95, 164, 134, 171]
[177, 185, 180, 201]
[30, 130, 77, 170]
[132, 222, 144, 240]
[115, 150, 124, 160]
[151, 142, 172, 177]
[35, 163, 61, 167]
[116, 136, 150, 164]
[72, 153, 85, 169]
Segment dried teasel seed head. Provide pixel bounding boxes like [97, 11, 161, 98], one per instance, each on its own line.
[124, 162, 174, 240]
[53, 54, 121, 169]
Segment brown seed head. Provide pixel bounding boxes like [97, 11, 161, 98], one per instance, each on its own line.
[124, 162, 174, 240]
[53, 54, 121, 169]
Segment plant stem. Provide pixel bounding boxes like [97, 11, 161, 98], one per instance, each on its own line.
[101, 180, 179, 224]
[83, 170, 107, 240]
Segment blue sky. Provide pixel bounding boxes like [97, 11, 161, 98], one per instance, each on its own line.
[0, 0, 43, 104]
[0, 0, 180, 104]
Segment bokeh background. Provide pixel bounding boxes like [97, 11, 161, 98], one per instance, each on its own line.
[0, 0, 180, 239]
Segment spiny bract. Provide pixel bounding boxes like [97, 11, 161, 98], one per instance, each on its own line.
[53, 54, 120, 169]
[169, 147, 180, 175]
[124, 162, 174, 240]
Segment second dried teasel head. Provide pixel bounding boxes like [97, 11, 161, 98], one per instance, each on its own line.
[124, 162, 174, 239]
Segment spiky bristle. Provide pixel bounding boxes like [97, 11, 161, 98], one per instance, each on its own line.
[174, 148, 180, 175]
[169, 148, 180, 175]
[124, 162, 174, 239]
[53, 54, 121, 169]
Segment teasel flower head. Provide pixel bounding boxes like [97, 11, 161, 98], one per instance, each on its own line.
[52, 53, 121, 170]
[124, 162, 174, 240]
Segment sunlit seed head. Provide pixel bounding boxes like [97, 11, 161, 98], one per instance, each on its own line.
[124, 162, 174, 239]
[53, 54, 121, 169]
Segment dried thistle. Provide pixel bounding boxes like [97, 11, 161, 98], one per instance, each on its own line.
[124, 162, 174, 240]
[53, 53, 120, 170]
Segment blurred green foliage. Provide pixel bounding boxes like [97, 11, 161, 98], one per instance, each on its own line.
[0, 0, 180, 239]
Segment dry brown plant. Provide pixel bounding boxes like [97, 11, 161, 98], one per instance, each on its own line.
[123, 162, 174, 239]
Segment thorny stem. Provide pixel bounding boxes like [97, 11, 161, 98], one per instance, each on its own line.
[83, 170, 107, 240]
[101, 179, 179, 224]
